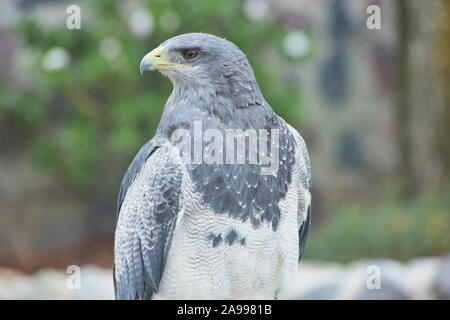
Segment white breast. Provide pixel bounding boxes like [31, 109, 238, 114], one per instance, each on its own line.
[152, 166, 300, 300]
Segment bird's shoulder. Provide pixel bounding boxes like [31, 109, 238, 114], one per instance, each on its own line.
[116, 135, 178, 221]
[278, 117, 311, 191]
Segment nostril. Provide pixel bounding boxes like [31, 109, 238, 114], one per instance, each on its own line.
[154, 54, 161, 58]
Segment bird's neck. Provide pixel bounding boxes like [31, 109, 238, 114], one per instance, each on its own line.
[157, 88, 274, 137]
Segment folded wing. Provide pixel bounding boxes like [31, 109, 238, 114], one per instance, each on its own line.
[114, 142, 183, 299]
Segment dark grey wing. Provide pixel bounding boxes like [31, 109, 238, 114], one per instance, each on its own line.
[298, 203, 311, 261]
[116, 137, 166, 222]
[297, 131, 311, 260]
[297, 133, 311, 261]
[282, 120, 311, 261]
[114, 143, 183, 299]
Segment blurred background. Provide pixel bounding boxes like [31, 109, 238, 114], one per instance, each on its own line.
[0, 0, 449, 299]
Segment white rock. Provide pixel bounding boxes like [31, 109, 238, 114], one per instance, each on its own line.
[0, 265, 114, 300]
[279, 261, 346, 299]
[402, 257, 441, 299]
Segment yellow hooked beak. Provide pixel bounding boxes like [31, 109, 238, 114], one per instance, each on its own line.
[139, 46, 192, 74]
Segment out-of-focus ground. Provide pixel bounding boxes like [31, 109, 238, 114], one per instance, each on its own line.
[1, 256, 449, 299]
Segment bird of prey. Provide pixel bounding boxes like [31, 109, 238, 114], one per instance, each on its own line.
[114, 33, 311, 300]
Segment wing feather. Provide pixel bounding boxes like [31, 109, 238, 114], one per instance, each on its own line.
[116, 136, 164, 221]
[283, 120, 311, 261]
[114, 142, 183, 299]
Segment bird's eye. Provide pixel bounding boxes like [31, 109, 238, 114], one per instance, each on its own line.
[183, 49, 199, 61]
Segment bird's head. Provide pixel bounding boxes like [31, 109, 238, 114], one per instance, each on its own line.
[140, 33, 260, 97]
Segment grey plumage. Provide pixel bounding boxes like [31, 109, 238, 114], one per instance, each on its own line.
[115, 144, 183, 299]
[299, 205, 311, 260]
[116, 137, 162, 221]
[114, 33, 311, 299]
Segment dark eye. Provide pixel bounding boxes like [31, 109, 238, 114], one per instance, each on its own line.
[183, 49, 199, 61]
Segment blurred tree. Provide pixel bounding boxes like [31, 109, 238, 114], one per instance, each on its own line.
[395, 0, 413, 198]
[304, 185, 450, 263]
[433, 0, 450, 187]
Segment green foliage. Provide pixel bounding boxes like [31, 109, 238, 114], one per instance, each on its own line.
[1, 0, 306, 189]
[303, 187, 450, 262]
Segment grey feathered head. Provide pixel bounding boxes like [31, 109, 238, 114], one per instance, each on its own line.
[140, 33, 263, 108]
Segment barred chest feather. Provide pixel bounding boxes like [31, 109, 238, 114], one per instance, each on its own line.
[152, 145, 301, 300]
